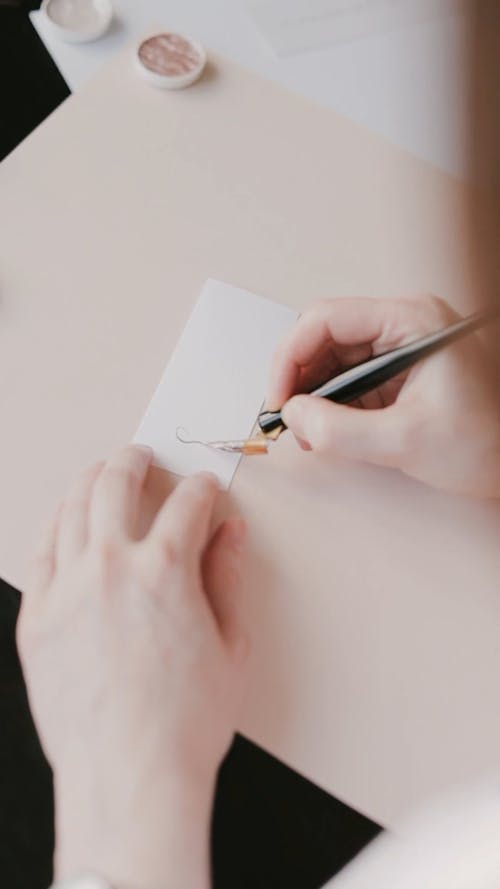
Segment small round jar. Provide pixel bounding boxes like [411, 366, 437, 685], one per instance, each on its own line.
[136, 33, 207, 90]
[41, 0, 113, 44]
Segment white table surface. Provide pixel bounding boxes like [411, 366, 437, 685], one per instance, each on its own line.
[31, 0, 468, 179]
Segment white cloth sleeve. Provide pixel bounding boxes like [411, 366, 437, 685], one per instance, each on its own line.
[324, 775, 500, 889]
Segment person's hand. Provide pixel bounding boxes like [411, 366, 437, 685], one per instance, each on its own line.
[267, 295, 500, 497]
[17, 445, 249, 889]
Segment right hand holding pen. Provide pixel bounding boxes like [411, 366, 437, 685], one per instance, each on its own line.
[267, 295, 500, 498]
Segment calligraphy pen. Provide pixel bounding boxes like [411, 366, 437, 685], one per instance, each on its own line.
[177, 308, 497, 456]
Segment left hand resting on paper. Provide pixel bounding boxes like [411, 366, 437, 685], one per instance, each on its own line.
[17, 445, 249, 889]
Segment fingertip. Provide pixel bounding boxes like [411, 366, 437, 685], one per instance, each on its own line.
[70, 459, 105, 493]
[102, 444, 154, 477]
[267, 343, 301, 411]
[263, 396, 281, 412]
[263, 378, 287, 412]
[176, 471, 220, 500]
[90, 445, 155, 539]
[133, 444, 154, 461]
[196, 470, 219, 482]
[194, 471, 221, 493]
[281, 394, 308, 432]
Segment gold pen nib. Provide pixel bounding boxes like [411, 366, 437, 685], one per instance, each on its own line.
[176, 427, 269, 455]
[239, 438, 269, 455]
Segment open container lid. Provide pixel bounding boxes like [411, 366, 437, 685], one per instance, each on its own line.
[40, 0, 113, 44]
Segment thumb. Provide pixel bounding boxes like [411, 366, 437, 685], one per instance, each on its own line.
[202, 518, 248, 653]
[282, 394, 414, 468]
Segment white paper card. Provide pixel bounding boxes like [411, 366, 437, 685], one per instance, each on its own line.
[248, 0, 463, 56]
[134, 280, 298, 488]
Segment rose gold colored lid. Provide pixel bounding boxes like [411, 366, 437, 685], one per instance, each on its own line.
[136, 33, 207, 90]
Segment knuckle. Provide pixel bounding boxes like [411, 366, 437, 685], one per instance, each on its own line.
[161, 538, 182, 568]
[97, 534, 119, 558]
[416, 294, 457, 329]
[83, 459, 105, 479]
[138, 542, 193, 608]
[87, 459, 105, 482]
[94, 537, 121, 578]
[143, 538, 183, 583]
[30, 553, 54, 586]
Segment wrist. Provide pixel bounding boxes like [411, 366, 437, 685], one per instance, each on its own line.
[53, 769, 215, 889]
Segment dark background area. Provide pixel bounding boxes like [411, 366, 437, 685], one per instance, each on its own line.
[0, 4, 380, 887]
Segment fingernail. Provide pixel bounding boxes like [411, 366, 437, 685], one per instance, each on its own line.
[263, 397, 280, 411]
[135, 444, 154, 457]
[197, 471, 220, 487]
[282, 401, 311, 448]
[281, 397, 305, 435]
[225, 517, 246, 550]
